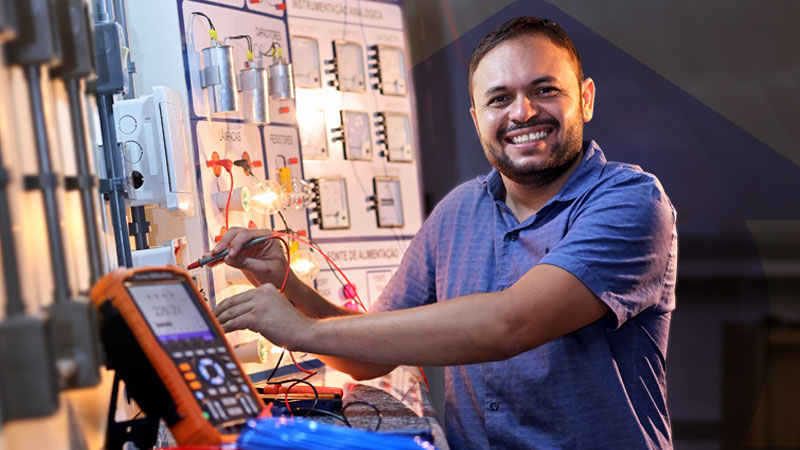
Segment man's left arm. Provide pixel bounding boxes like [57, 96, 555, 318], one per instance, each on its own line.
[217, 171, 675, 367]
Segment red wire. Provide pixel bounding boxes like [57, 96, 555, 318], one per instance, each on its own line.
[289, 351, 317, 375]
[269, 231, 430, 397]
[225, 169, 233, 230]
[270, 230, 367, 312]
[264, 235, 291, 293]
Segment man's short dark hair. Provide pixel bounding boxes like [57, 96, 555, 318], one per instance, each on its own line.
[468, 17, 584, 100]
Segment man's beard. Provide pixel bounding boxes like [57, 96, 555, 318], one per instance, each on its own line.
[482, 115, 584, 188]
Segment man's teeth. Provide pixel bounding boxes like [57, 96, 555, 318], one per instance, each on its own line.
[510, 131, 549, 144]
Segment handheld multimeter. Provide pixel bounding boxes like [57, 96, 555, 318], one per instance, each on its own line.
[90, 266, 265, 445]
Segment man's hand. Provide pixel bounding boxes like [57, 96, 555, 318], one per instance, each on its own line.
[214, 283, 312, 349]
[210, 227, 291, 288]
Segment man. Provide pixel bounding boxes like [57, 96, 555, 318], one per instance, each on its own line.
[214, 17, 676, 449]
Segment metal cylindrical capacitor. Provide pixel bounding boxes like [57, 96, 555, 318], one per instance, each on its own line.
[238, 67, 269, 124]
[268, 59, 295, 100]
[200, 44, 239, 114]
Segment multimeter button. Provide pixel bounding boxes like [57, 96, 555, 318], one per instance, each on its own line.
[218, 387, 228, 395]
[198, 358, 214, 380]
[172, 351, 184, 359]
[229, 384, 239, 393]
[202, 411, 210, 420]
[178, 362, 192, 372]
[213, 401, 228, 419]
[185, 350, 195, 358]
[217, 346, 226, 353]
[225, 362, 237, 370]
[235, 377, 245, 384]
[195, 392, 205, 401]
[184, 372, 197, 381]
[221, 397, 237, 407]
[206, 347, 216, 354]
[189, 381, 202, 390]
[238, 397, 252, 415]
[208, 388, 218, 396]
[205, 402, 220, 420]
[196, 349, 206, 356]
[243, 395, 259, 414]
[226, 406, 244, 417]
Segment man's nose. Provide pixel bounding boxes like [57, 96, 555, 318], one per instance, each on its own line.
[508, 95, 538, 123]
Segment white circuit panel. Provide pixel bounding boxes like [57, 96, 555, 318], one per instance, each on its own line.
[126, 0, 422, 316]
[287, 0, 423, 309]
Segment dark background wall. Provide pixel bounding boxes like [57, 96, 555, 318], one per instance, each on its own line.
[401, 1, 800, 448]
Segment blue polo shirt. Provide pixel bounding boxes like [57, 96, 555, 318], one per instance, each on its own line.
[373, 141, 677, 449]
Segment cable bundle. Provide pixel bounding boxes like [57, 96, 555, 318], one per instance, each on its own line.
[236, 416, 436, 450]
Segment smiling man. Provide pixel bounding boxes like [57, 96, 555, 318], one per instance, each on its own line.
[214, 17, 677, 449]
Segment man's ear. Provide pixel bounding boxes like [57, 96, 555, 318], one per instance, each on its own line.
[470, 105, 481, 139]
[580, 78, 596, 122]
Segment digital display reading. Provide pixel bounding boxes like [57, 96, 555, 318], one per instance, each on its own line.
[127, 282, 213, 341]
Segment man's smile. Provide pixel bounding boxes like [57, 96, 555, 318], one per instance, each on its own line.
[503, 125, 554, 145]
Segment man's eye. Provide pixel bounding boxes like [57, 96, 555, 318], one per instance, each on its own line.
[537, 87, 558, 96]
[488, 96, 508, 105]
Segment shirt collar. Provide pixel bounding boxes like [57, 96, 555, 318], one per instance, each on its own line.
[480, 140, 606, 203]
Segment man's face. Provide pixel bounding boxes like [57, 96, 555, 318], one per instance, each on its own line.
[470, 34, 595, 186]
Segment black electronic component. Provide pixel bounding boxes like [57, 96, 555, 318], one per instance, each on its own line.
[51, 0, 95, 79]
[6, 0, 62, 66]
[92, 4, 133, 267]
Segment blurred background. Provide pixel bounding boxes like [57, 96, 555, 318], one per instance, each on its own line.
[404, 1, 800, 448]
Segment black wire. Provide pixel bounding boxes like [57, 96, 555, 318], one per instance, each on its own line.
[268, 378, 320, 418]
[230, 34, 253, 53]
[276, 210, 290, 232]
[341, 401, 382, 431]
[191, 12, 215, 31]
[265, 347, 285, 383]
[288, 407, 351, 426]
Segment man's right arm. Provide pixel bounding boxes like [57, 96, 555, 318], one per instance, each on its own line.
[211, 226, 396, 379]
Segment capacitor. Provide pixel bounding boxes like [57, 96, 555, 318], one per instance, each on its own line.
[267, 44, 295, 100]
[192, 13, 238, 114]
[231, 35, 269, 124]
[200, 43, 239, 114]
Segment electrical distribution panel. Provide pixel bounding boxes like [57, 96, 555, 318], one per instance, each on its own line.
[125, 0, 422, 381]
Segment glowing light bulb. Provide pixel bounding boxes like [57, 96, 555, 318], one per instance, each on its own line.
[282, 177, 312, 210]
[249, 179, 283, 215]
[290, 249, 320, 282]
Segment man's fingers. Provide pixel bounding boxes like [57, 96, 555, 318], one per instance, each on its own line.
[228, 228, 271, 258]
[216, 301, 253, 328]
[214, 290, 255, 316]
[211, 226, 246, 254]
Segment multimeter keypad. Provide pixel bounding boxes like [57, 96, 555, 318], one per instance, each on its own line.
[166, 339, 261, 425]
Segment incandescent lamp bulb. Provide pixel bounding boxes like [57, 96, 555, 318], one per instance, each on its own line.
[250, 179, 284, 215]
[282, 177, 313, 210]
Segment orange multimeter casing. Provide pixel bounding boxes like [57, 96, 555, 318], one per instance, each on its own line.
[90, 266, 266, 445]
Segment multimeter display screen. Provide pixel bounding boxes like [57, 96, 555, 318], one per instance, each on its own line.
[127, 282, 213, 341]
